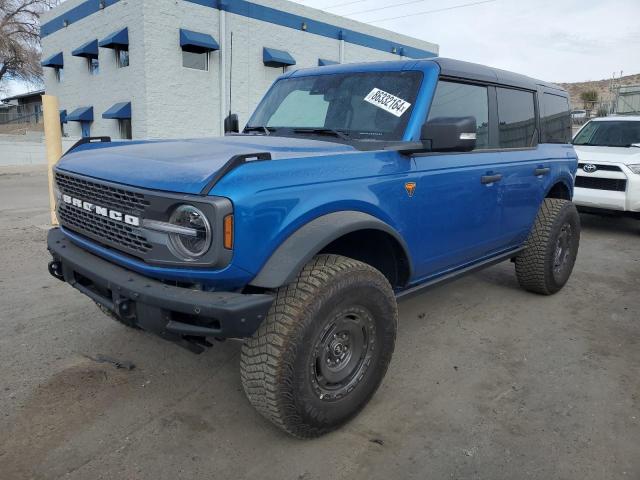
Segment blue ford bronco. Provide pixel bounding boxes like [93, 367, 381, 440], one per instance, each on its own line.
[47, 58, 579, 437]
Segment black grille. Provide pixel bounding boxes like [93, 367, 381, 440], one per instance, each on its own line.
[578, 163, 622, 172]
[58, 205, 152, 253]
[55, 172, 152, 255]
[55, 172, 150, 213]
[575, 176, 627, 192]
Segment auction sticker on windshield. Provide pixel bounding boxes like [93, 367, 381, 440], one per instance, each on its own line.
[364, 88, 412, 117]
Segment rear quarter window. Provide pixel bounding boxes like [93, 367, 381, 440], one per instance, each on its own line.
[541, 93, 571, 143]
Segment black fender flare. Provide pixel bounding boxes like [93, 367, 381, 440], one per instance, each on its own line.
[249, 211, 412, 289]
[544, 176, 574, 200]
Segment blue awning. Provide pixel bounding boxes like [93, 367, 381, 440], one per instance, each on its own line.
[59, 110, 67, 124]
[67, 106, 93, 122]
[180, 29, 219, 53]
[263, 47, 296, 68]
[102, 102, 131, 119]
[72, 39, 99, 58]
[318, 58, 339, 66]
[41, 52, 63, 68]
[99, 27, 128, 49]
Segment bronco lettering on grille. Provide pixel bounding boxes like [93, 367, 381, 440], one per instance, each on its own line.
[62, 194, 140, 226]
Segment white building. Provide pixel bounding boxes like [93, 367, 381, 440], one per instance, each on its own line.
[40, 0, 438, 140]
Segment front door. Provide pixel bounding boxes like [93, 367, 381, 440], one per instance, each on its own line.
[409, 80, 505, 280]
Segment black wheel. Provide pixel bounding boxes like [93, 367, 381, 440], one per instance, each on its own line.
[95, 302, 140, 329]
[515, 198, 580, 295]
[240, 254, 397, 438]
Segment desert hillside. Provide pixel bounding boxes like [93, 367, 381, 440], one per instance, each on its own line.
[557, 73, 640, 110]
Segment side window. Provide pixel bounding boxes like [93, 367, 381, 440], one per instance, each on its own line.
[118, 119, 132, 139]
[497, 87, 536, 148]
[116, 48, 129, 68]
[541, 93, 571, 143]
[88, 58, 99, 75]
[427, 81, 489, 149]
[267, 90, 329, 128]
[182, 51, 209, 71]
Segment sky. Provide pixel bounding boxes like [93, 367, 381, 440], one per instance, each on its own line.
[292, 0, 640, 83]
[4, 0, 639, 96]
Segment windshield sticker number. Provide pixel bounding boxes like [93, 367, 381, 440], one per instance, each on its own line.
[364, 88, 412, 117]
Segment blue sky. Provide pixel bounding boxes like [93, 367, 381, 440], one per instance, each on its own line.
[293, 0, 640, 83]
[5, 0, 639, 96]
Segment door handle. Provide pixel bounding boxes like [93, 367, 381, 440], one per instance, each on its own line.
[534, 167, 550, 176]
[481, 174, 502, 184]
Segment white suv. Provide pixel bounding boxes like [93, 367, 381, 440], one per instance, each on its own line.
[572, 116, 640, 217]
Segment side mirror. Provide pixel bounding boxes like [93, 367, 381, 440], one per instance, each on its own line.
[224, 113, 239, 134]
[421, 116, 477, 152]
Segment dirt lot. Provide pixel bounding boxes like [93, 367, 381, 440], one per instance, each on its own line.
[1, 165, 639, 480]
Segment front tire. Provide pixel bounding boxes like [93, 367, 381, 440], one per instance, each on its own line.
[240, 254, 397, 438]
[515, 198, 580, 295]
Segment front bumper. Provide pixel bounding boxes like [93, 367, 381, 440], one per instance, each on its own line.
[574, 163, 640, 212]
[47, 228, 273, 353]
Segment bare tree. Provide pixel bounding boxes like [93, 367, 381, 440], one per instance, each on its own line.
[0, 0, 58, 87]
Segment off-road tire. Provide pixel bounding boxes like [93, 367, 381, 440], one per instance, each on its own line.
[95, 303, 140, 329]
[515, 198, 580, 295]
[240, 254, 398, 438]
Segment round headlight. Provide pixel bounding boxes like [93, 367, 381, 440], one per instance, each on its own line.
[168, 205, 212, 260]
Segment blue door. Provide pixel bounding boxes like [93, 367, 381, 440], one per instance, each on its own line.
[410, 151, 506, 280]
[408, 80, 508, 280]
[492, 87, 546, 246]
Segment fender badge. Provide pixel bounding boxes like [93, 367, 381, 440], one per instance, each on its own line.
[404, 182, 416, 197]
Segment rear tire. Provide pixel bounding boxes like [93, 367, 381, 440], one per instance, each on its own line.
[240, 254, 397, 438]
[515, 198, 580, 295]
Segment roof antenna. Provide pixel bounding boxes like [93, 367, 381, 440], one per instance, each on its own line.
[229, 31, 233, 120]
[224, 31, 239, 133]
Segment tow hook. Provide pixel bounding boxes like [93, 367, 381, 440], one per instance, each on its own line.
[114, 297, 135, 320]
[48, 260, 64, 281]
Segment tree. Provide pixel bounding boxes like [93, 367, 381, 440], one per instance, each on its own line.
[579, 89, 599, 109]
[0, 0, 58, 87]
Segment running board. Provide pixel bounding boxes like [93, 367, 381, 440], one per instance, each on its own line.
[396, 247, 524, 301]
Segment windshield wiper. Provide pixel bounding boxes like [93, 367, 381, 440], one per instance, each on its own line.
[292, 128, 350, 140]
[243, 126, 275, 135]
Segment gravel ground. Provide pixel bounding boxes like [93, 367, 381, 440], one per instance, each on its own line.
[1, 165, 638, 480]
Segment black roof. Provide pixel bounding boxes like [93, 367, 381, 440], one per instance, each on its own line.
[432, 58, 565, 94]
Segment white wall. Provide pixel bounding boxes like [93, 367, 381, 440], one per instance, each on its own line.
[41, 0, 146, 139]
[142, 0, 222, 138]
[41, 0, 439, 140]
[0, 137, 77, 166]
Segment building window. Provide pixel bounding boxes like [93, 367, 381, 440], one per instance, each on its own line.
[54, 67, 64, 82]
[427, 81, 489, 149]
[497, 87, 537, 148]
[88, 58, 99, 75]
[118, 118, 132, 139]
[116, 48, 129, 68]
[182, 50, 209, 71]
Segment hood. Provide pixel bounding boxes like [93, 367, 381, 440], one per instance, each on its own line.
[573, 145, 640, 166]
[57, 135, 357, 194]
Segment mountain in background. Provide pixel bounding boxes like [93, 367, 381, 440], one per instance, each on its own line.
[557, 73, 640, 110]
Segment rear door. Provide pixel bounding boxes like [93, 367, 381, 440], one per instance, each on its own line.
[496, 89, 573, 246]
[492, 86, 547, 246]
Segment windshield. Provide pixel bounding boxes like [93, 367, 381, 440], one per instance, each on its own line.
[573, 120, 640, 147]
[246, 71, 423, 141]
